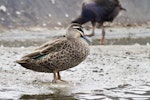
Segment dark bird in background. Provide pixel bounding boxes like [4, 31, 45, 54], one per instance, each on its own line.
[72, 0, 126, 44]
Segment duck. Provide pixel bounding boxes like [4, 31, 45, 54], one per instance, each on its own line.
[72, 0, 126, 44]
[16, 23, 90, 83]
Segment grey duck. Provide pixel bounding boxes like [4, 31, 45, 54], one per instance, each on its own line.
[16, 23, 90, 82]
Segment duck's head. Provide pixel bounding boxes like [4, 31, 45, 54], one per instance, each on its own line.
[65, 23, 92, 43]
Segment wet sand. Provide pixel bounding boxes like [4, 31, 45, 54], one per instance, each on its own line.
[0, 45, 150, 99]
[0, 26, 150, 99]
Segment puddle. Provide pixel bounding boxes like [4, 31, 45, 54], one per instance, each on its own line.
[18, 85, 150, 100]
[92, 37, 150, 45]
[0, 26, 150, 47]
[0, 37, 150, 47]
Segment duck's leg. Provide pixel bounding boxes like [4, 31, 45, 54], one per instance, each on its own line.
[86, 22, 96, 37]
[57, 72, 66, 82]
[52, 70, 57, 83]
[57, 72, 61, 80]
[100, 25, 105, 45]
[91, 22, 96, 36]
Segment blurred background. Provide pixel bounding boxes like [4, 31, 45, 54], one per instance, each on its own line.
[0, 0, 150, 46]
[0, 0, 150, 28]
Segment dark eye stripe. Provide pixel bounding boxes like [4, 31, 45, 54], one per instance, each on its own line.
[76, 28, 84, 34]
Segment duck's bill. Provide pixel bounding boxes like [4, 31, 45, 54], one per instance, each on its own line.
[82, 35, 92, 43]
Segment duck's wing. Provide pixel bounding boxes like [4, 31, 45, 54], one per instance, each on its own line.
[22, 38, 68, 59]
[35, 38, 57, 50]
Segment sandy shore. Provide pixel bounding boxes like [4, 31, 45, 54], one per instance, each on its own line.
[0, 25, 150, 99]
[0, 45, 150, 99]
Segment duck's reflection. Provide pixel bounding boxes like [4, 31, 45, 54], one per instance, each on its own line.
[20, 93, 77, 100]
[20, 81, 78, 100]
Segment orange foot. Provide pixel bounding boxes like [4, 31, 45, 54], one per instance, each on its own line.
[52, 79, 67, 83]
[100, 39, 104, 45]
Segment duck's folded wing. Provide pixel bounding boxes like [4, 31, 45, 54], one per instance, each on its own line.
[22, 39, 68, 59]
[35, 38, 57, 50]
[22, 50, 41, 59]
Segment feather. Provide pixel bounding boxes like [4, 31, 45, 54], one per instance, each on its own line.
[22, 38, 68, 59]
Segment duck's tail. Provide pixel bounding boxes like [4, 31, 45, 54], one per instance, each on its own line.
[15, 57, 29, 64]
[15, 57, 34, 70]
[15, 58, 53, 73]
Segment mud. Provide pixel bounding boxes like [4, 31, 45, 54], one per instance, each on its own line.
[0, 26, 150, 99]
[0, 45, 150, 99]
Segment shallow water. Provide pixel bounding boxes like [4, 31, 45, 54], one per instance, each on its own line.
[0, 26, 150, 47]
[19, 85, 150, 100]
[0, 46, 150, 99]
[0, 27, 150, 99]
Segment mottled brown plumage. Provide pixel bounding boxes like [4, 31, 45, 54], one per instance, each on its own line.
[16, 23, 90, 82]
